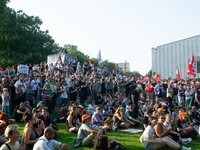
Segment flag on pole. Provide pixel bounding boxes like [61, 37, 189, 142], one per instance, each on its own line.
[97, 50, 103, 67]
[187, 54, 196, 77]
[143, 75, 147, 82]
[175, 67, 181, 81]
[1, 68, 5, 72]
[89, 60, 92, 66]
[114, 64, 118, 75]
[157, 74, 161, 81]
[124, 60, 126, 71]
[185, 76, 187, 83]
[54, 56, 61, 68]
[153, 72, 159, 79]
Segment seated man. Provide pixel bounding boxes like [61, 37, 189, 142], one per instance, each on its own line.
[0, 124, 25, 150]
[142, 107, 153, 131]
[33, 127, 70, 150]
[57, 103, 69, 122]
[191, 106, 200, 124]
[125, 104, 142, 127]
[71, 114, 98, 147]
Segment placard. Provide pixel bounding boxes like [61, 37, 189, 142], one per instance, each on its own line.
[18, 65, 29, 75]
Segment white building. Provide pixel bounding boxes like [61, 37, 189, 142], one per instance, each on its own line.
[152, 35, 200, 79]
[116, 62, 130, 71]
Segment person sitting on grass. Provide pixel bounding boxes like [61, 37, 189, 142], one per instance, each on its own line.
[71, 114, 99, 148]
[154, 113, 192, 144]
[94, 135, 110, 150]
[140, 116, 191, 150]
[15, 102, 28, 123]
[33, 119, 45, 138]
[33, 127, 70, 150]
[125, 104, 142, 127]
[0, 125, 25, 150]
[57, 103, 69, 123]
[66, 106, 79, 133]
[113, 107, 134, 130]
[92, 106, 103, 128]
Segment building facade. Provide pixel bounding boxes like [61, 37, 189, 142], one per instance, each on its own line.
[152, 35, 200, 79]
[116, 62, 130, 71]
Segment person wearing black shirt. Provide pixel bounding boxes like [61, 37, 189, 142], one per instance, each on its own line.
[80, 78, 88, 104]
[83, 62, 89, 74]
[142, 108, 153, 131]
[72, 60, 77, 73]
[9, 79, 16, 116]
[125, 105, 142, 127]
[69, 82, 77, 103]
[131, 87, 141, 113]
[192, 106, 200, 122]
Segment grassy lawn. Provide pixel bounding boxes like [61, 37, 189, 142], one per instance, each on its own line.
[15, 122, 200, 150]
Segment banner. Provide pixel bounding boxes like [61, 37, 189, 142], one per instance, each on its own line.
[18, 65, 29, 75]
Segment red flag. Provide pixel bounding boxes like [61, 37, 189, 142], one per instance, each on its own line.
[157, 74, 161, 81]
[124, 60, 126, 71]
[185, 76, 187, 83]
[54, 57, 61, 68]
[114, 64, 118, 72]
[187, 54, 196, 77]
[1, 68, 5, 72]
[89, 60, 92, 66]
[143, 75, 147, 82]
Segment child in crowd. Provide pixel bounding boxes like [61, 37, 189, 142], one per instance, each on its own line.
[2, 88, 10, 116]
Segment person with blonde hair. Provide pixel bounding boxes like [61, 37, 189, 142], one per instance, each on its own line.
[0, 125, 25, 150]
[66, 106, 79, 133]
[113, 107, 134, 130]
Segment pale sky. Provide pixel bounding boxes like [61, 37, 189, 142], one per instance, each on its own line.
[8, 0, 200, 75]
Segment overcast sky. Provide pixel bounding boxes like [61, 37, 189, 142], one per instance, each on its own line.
[8, 0, 200, 75]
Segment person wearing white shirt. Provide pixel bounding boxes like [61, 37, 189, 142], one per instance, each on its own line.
[33, 127, 70, 150]
[65, 74, 71, 88]
[61, 81, 68, 104]
[14, 75, 25, 93]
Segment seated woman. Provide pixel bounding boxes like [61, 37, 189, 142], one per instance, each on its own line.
[94, 135, 110, 150]
[140, 116, 191, 150]
[22, 112, 38, 150]
[15, 102, 28, 123]
[92, 106, 103, 128]
[102, 104, 113, 117]
[0, 112, 15, 127]
[71, 114, 99, 148]
[33, 119, 45, 138]
[113, 107, 134, 130]
[175, 112, 197, 139]
[154, 113, 192, 144]
[24, 101, 32, 113]
[87, 101, 96, 116]
[66, 106, 79, 133]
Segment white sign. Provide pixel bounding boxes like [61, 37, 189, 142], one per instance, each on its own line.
[18, 65, 29, 75]
[120, 129, 143, 134]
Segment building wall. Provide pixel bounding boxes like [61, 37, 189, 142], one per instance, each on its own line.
[152, 35, 200, 79]
[116, 62, 130, 71]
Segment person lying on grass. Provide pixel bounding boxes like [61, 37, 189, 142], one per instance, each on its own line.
[140, 116, 191, 150]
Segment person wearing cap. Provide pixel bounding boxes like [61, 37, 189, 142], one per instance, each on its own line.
[57, 103, 69, 122]
[92, 106, 103, 128]
[157, 108, 166, 114]
[71, 114, 98, 147]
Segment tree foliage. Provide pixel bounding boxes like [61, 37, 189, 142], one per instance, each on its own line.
[146, 69, 152, 78]
[0, 0, 55, 67]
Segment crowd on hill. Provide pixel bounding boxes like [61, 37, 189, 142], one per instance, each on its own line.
[0, 60, 200, 150]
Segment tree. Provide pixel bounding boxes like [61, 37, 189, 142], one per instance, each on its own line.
[0, 0, 55, 68]
[103, 60, 115, 72]
[147, 69, 152, 78]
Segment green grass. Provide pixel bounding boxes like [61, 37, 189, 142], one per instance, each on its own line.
[15, 122, 200, 150]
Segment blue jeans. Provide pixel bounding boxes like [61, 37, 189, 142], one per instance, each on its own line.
[55, 96, 62, 104]
[2, 106, 9, 116]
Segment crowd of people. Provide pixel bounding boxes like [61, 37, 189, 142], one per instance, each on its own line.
[0, 60, 200, 150]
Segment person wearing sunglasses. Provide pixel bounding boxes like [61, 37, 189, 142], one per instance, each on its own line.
[154, 113, 192, 145]
[140, 116, 191, 150]
[32, 108, 41, 122]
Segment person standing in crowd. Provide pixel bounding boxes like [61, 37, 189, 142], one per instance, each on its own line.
[54, 82, 63, 115]
[25, 82, 34, 107]
[33, 127, 70, 150]
[60, 80, 68, 104]
[90, 79, 99, 104]
[178, 85, 185, 105]
[9, 79, 16, 116]
[185, 87, 192, 108]
[166, 84, 173, 105]
[131, 86, 141, 113]
[0, 125, 25, 150]
[69, 82, 77, 103]
[145, 81, 154, 100]
[106, 77, 113, 96]
[80, 78, 88, 104]
[154, 81, 163, 101]
[31, 76, 39, 104]
[194, 86, 200, 109]
[37, 77, 44, 103]
[2, 88, 10, 116]
[41, 83, 53, 113]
